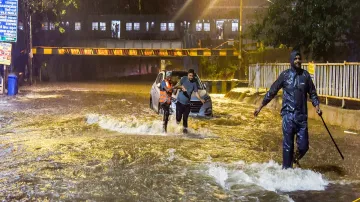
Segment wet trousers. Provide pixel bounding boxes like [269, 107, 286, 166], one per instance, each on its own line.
[282, 113, 309, 169]
[176, 102, 191, 129]
[162, 104, 170, 132]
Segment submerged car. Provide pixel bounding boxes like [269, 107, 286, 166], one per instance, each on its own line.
[150, 71, 213, 117]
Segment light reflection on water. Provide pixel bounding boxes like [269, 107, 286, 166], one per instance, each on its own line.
[0, 82, 359, 201]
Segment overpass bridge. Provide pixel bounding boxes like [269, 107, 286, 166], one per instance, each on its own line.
[30, 46, 244, 82]
[30, 42, 257, 82]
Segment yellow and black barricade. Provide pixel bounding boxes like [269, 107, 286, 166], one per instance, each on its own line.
[32, 47, 238, 57]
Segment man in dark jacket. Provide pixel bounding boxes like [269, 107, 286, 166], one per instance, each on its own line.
[254, 50, 322, 169]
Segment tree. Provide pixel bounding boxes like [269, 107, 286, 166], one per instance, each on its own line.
[20, 0, 79, 84]
[200, 56, 238, 80]
[248, 0, 359, 61]
[22, 0, 79, 33]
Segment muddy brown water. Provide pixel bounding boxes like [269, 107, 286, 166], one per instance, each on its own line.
[0, 82, 359, 202]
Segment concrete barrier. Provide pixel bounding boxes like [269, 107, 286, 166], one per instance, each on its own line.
[203, 80, 248, 94]
[0, 76, 4, 94]
[225, 88, 360, 131]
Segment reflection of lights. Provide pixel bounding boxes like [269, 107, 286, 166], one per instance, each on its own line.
[171, 0, 193, 21]
[18, 24, 24, 30]
[198, 0, 219, 20]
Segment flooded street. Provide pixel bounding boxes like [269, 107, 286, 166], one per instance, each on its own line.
[0, 82, 359, 201]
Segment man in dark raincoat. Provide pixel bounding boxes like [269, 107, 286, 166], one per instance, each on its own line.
[254, 50, 322, 169]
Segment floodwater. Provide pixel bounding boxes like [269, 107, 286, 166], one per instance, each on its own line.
[0, 82, 359, 202]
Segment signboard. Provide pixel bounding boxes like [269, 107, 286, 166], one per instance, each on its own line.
[0, 0, 18, 42]
[308, 62, 315, 80]
[0, 42, 12, 65]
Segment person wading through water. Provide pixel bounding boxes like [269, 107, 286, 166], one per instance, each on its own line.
[174, 69, 205, 134]
[160, 72, 174, 133]
[254, 50, 322, 169]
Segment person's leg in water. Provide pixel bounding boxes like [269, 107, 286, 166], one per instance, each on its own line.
[176, 102, 184, 125]
[182, 104, 191, 134]
[293, 120, 309, 167]
[282, 113, 296, 169]
[162, 104, 170, 133]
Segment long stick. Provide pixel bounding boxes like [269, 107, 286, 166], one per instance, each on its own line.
[320, 115, 345, 160]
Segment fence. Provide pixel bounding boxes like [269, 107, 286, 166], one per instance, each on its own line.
[249, 63, 360, 102]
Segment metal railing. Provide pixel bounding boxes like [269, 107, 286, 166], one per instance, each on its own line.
[249, 63, 360, 101]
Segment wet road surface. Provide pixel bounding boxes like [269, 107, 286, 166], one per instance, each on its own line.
[0, 82, 359, 201]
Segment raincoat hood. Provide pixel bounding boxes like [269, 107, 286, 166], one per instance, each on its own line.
[290, 50, 302, 70]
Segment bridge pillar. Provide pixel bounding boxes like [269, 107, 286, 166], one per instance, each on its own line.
[160, 59, 166, 72]
[183, 56, 199, 73]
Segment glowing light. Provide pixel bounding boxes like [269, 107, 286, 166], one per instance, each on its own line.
[172, 0, 193, 21]
[198, 0, 219, 20]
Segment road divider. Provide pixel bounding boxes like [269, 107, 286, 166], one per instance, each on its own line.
[202, 80, 248, 94]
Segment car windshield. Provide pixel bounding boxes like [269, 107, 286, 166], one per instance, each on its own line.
[169, 71, 203, 89]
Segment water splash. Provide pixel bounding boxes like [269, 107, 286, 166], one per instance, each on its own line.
[208, 165, 228, 188]
[207, 160, 329, 192]
[87, 114, 165, 135]
[283, 195, 295, 202]
[86, 114, 215, 137]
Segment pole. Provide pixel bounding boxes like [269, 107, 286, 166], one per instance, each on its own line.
[238, 0, 243, 80]
[319, 115, 345, 160]
[0, 66, 3, 95]
[29, 14, 33, 85]
[39, 65, 42, 82]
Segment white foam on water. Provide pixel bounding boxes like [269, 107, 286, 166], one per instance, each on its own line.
[344, 130, 358, 135]
[86, 114, 210, 136]
[207, 160, 329, 193]
[329, 179, 360, 185]
[69, 88, 90, 92]
[167, 148, 177, 162]
[283, 195, 295, 202]
[22, 93, 63, 99]
[0, 100, 11, 107]
[208, 165, 229, 188]
[120, 99, 132, 105]
[87, 114, 165, 135]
